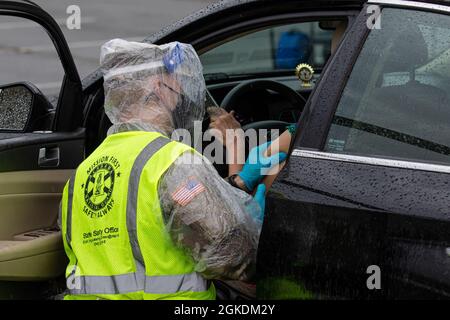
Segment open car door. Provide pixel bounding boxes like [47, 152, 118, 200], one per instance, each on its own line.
[0, 1, 84, 299]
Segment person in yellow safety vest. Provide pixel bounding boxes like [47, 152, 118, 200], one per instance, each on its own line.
[58, 39, 286, 300]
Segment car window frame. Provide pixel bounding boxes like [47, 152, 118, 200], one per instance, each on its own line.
[158, 9, 361, 79]
[291, 2, 450, 173]
[289, 6, 372, 152]
[199, 18, 342, 79]
[0, 1, 82, 133]
[195, 11, 357, 68]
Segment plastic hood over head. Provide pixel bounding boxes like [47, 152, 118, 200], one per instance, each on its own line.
[100, 39, 206, 136]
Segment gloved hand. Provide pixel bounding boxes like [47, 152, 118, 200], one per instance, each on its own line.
[238, 142, 287, 191]
[253, 184, 266, 222]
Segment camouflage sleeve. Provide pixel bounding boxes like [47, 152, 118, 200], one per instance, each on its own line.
[157, 151, 262, 281]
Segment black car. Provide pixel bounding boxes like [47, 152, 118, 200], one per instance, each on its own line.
[0, 0, 449, 299]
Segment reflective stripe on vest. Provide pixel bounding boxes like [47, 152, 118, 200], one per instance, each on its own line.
[68, 272, 208, 295]
[65, 135, 209, 296]
[126, 136, 169, 267]
[65, 175, 75, 246]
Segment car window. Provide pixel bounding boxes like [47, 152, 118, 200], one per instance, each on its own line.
[0, 16, 65, 99]
[200, 21, 336, 77]
[0, 16, 66, 132]
[324, 8, 450, 165]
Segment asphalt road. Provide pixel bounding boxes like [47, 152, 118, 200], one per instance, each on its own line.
[0, 0, 218, 96]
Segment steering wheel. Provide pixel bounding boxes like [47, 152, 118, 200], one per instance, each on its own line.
[220, 79, 306, 133]
[206, 80, 305, 177]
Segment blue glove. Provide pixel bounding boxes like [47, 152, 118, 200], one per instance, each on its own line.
[238, 142, 288, 191]
[253, 184, 266, 222]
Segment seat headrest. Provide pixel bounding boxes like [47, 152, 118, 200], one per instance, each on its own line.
[383, 24, 428, 73]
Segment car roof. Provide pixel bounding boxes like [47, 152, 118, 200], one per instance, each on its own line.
[4, 0, 40, 6]
[144, 0, 450, 45]
[144, 0, 366, 44]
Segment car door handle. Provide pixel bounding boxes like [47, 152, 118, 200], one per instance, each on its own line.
[38, 147, 60, 168]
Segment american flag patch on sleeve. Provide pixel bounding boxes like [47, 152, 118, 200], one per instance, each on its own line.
[171, 178, 206, 206]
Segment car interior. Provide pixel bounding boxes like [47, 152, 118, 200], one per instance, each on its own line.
[0, 15, 350, 299]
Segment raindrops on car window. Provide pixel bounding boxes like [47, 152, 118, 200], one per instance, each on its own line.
[324, 8, 450, 166]
[0, 85, 33, 131]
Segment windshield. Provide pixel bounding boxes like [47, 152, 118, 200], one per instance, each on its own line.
[200, 21, 336, 77]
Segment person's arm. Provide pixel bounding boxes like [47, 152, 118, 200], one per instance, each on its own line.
[227, 133, 245, 176]
[261, 127, 294, 191]
[208, 107, 291, 192]
[264, 127, 294, 157]
[208, 108, 245, 176]
[158, 152, 262, 281]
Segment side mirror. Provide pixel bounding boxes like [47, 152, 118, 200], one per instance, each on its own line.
[0, 82, 53, 133]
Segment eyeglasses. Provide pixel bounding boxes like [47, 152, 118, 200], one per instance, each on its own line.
[160, 82, 181, 95]
[142, 79, 181, 103]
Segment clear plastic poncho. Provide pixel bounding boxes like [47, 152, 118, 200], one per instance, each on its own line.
[98, 39, 262, 282]
[100, 39, 206, 135]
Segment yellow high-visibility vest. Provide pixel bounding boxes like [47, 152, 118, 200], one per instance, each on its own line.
[60, 130, 215, 300]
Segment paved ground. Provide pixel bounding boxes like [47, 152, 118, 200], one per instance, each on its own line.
[0, 0, 218, 95]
